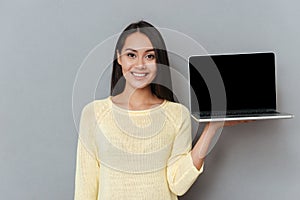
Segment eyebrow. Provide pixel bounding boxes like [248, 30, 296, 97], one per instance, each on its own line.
[124, 48, 155, 52]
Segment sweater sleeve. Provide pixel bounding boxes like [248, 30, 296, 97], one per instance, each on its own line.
[74, 103, 100, 200]
[166, 105, 204, 196]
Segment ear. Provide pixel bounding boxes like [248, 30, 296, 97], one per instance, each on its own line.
[117, 51, 122, 66]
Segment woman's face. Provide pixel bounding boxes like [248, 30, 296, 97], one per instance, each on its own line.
[117, 32, 157, 90]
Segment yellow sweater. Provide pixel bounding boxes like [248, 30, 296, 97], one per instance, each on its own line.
[74, 96, 204, 200]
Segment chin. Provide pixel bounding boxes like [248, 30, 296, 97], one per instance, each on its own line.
[131, 83, 149, 90]
[127, 81, 151, 90]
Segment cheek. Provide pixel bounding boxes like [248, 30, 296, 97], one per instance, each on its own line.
[149, 63, 158, 74]
[120, 60, 132, 74]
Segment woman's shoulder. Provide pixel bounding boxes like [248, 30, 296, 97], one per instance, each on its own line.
[165, 101, 190, 114]
[81, 96, 111, 116]
[164, 101, 191, 123]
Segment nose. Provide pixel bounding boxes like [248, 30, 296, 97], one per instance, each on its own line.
[136, 56, 145, 69]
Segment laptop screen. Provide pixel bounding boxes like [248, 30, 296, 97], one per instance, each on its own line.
[189, 52, 277, 114]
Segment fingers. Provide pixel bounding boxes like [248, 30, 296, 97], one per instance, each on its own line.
[224, 120, 255, 126]
[206, 120, 255, 130]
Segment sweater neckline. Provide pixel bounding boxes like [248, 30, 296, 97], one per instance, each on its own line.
[108, 96, 168, 113]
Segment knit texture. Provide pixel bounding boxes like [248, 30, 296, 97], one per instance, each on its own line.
[74, 96, 204, 200]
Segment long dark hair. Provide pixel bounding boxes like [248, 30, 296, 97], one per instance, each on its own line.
[110, 20, 176, 102]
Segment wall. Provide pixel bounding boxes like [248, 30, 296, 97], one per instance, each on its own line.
[1, 0, 299, 199]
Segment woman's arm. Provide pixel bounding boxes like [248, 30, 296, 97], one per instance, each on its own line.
[74, 103, 100, 200]
[74, 139, 100, 200]
[191, 121, 251, 170]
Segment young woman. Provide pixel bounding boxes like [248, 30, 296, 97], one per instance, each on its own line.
[74, 20, 248, 200]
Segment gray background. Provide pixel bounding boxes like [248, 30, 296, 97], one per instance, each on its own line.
[1, 0, 299, 199]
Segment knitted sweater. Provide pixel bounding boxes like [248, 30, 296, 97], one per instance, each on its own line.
[74, 96, 204, 200]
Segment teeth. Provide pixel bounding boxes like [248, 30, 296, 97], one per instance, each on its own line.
[132, 72, 147, 77]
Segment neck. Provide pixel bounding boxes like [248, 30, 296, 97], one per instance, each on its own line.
[111, 84, 165, 110]
[121, 84, 156, 104]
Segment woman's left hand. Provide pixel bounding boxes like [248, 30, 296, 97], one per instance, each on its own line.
[206, 120, 254, 131]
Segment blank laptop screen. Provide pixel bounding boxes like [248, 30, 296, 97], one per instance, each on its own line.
[189, 52, 277, 114]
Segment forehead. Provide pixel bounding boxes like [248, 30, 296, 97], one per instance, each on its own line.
[122, 32, 154, 51]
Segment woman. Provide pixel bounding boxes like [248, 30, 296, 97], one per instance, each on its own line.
[74, 20, 247, 200]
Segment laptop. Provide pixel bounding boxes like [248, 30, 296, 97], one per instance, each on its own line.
[188, 51, 294, 122]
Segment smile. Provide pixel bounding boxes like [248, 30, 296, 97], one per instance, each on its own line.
[131, 72, 148, 77]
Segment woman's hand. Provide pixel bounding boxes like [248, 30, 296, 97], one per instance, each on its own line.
[206, 120, 254, 131]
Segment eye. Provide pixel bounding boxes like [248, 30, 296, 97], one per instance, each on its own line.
[127, 53, 136, 58]
[145, 54, 155, 60]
